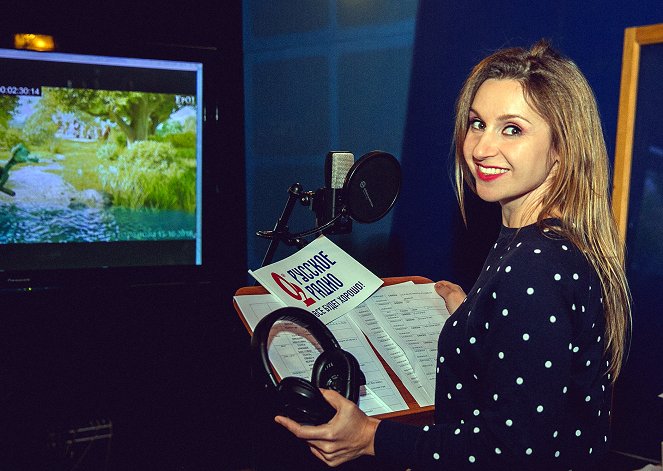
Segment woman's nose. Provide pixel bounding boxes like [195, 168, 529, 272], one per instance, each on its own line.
[471, 131, 498, 160]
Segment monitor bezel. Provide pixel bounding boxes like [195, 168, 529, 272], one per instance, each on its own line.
[0, 42, 242, 292]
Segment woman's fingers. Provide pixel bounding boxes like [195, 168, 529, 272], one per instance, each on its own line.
[434, 280, 467, 314]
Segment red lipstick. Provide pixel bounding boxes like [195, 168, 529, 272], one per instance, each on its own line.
[476, 164, 508, 182]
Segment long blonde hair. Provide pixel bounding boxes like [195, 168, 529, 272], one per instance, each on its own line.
[453, 39, 631, 380]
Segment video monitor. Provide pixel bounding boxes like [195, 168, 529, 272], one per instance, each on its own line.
[0, 47, 204, 289]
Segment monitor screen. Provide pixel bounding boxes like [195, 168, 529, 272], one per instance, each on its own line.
[0, 47, 207, 289]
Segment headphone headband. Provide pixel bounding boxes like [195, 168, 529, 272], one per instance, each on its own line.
[251, 307, 341, 390]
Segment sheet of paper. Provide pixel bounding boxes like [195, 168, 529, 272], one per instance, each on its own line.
[349, 301, 434, 407]
[329, 314, 408, 414]
[248, 235, 383, 324]
[373, 283, 449, 393]
[234, 294, 286, 331]
[352, 283, 450, 406]
[233, 293, 407, 416]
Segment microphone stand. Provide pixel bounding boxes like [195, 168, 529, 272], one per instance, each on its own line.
[256, 183, 350, 275]
[256, 183, 312, 268]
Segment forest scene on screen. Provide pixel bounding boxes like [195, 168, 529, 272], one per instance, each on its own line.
[0, 88, 198, 244]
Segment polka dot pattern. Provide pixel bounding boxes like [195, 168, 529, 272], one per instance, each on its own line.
[377, 221, 611, 469]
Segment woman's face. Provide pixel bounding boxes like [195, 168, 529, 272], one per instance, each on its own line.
[463, 78, 557, 226]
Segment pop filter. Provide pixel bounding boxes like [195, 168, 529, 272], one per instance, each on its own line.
[343, 151, 401, 223]
[256, 150, 401, 267]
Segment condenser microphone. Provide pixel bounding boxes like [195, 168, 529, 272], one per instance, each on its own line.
[325, 151, 354, 219]
[313, 151, 354, 233]
[326, 151, 355, 190]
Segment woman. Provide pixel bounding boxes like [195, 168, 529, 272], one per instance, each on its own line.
[275, 39, 631, 470]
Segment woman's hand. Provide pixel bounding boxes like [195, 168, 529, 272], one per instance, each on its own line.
[275, 388, 380, 467]
[434, 280, 467, 314]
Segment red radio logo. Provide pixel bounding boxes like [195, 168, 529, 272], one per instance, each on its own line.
[271, 273, 316, 307]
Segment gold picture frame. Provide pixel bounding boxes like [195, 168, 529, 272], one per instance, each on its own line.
[613, 22, 663, 240]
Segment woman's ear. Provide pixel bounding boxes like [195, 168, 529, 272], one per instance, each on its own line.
[547, 152, 560, 175]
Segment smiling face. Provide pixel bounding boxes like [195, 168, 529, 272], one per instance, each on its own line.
[463, 79, 558, 227]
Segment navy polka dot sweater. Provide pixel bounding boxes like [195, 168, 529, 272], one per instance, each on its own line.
[374, 221, 612, 470]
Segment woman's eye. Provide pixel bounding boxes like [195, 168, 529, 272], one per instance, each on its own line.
[469, 118, 484, 130]
[503, 125, 522, 136]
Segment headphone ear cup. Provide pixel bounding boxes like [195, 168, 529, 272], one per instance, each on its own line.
[276, 376, 336, 425]
[311, 349, 362, 404]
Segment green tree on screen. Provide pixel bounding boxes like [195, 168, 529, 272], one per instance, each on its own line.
[0, 95, 19, 128]
[41, 89, 183, 144]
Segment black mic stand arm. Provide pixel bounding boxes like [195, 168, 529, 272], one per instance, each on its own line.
[256, 183, 313, 268]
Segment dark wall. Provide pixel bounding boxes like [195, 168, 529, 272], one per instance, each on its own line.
[1, 283, 251, 470]
[242, 1, 418, 279]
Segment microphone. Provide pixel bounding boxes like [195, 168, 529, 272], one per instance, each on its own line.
[256, 150, 400, 268]
[312, 151, 354, 233]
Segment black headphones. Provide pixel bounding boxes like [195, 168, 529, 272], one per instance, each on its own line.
[251, 307, 365, 425]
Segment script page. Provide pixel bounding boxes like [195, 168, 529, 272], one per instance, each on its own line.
[349, 301, 434, 407]
[353, 283, 450, 405]
[234, 293, 408, 416]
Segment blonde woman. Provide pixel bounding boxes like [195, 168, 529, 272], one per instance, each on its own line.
[276, 39, 630, 470]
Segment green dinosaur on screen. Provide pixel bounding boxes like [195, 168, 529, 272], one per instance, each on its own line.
[0, 143, 39, 197]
